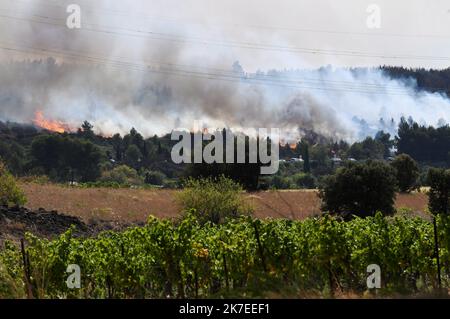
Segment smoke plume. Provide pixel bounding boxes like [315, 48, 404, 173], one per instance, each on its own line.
[0, 0, 449, 142]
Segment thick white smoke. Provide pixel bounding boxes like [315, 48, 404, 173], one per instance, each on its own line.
[0, 0, 449, 142]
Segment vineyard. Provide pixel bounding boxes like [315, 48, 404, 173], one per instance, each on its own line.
[1, 212, 450, 298]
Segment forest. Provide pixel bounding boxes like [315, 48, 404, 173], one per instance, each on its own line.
[0, 113, 449, 191]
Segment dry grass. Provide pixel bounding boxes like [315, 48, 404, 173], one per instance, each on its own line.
[19, 183, 430, 223]
[245, 190, 322, 220]
[395, 191, 429, 218]
[20, 183, 180, 223]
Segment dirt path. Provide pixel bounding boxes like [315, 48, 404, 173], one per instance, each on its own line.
[20, 183, 429, 223]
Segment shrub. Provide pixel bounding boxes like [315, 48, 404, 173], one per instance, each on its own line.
[0, 162, 26, 207]
[319, 160, 397, 218]
[176, 176, 253, 224]
[390, 154, 419, 193]
[269, 175, 292, 189]
[99, 165, 143, 186]
[19, 175, 50, 185]
[162, 179, 180, 189]
[144, 170, 166, 185]
[292, 173, 317, 189]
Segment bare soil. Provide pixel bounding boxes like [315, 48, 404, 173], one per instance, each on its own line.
[0, 205, 142, 244]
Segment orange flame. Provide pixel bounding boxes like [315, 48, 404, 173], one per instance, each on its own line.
[280, 140, 298, 150]
[33, 111, 70, 133]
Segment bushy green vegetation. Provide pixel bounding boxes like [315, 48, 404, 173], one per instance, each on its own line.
[391, 154, 420, 193]
[18, 175, 51, 185]
[262, 161, 317, 190]
[99, 165, 143, 186]
[319, 161, 397, 218]
[0, 260, 24, 299]
[176, 176, 252, 224]
[2, 213, 450, 298]
[0, 162, 26, 207]
[397, 117, 450, 163]
[428, 168, 450, 215]
[30, 134, 102, 182]
[348, 136, 386, 160]
[144, 170, 166, 185]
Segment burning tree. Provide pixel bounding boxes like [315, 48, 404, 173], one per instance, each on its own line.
[32, 111, 72, 133]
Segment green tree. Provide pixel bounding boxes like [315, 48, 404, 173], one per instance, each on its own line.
[111, 133, 123, 161]
[319, 160, 397, 218]
[30, 135, 102, 182]
[30, 135, 62, 174]
[74, 141, 102, 182]
[375, 130, 394, 158]
[396, 117, 450, 162]
[187, 133, 263, 190]
[125, 144, 143, 169]
[348, 137, 384, 160]
[309, 144, 332, 175]
[0, 162, 26, 207]
[427, 168, 450, 215]
[390, 154, 419, 193]
[0, 141, 25, 175]
[302, 142, 311, 173]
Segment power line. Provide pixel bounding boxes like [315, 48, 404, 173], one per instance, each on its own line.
[0, 41, 422, 96]
[0, 8, 445, 94]
[0, 12, 445, 93]
[7, 0, 450, 40]
[0, 41, 405, 94]
[0, 19, 412, 93]
[1, 11, 450, 63]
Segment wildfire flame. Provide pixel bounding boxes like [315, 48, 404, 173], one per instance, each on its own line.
[280, 139, 299, 150]
[33, 111, 71, 133]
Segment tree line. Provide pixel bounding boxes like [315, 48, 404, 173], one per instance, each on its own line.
[0, 116, 448, 190]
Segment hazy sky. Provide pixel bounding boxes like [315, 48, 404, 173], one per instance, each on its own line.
[1, 0, 450, 71]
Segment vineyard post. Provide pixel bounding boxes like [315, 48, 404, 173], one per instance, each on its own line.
[194, 267, 199, 298]
[223, 254, 229, 291]
[433, 216, 442, 289]
[20, 238, 33, 299]
[253, 221, 267, 273]
[106, 275, 112, 299]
